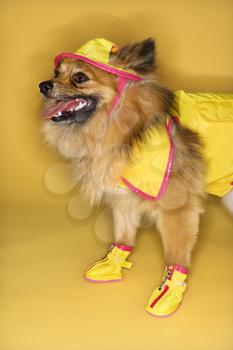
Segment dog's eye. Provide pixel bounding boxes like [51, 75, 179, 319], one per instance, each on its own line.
[72, 72, 89, 84]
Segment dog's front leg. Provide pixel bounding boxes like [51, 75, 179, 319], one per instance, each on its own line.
[157, 206, 201, 268]
[112, 198, 141, 246]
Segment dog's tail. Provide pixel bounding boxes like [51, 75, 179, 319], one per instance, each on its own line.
[222, 189, 233, 215]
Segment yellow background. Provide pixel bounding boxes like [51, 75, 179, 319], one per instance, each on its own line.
[1, 1, 233, 349]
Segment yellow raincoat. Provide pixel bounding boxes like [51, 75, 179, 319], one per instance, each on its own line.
[120, 91, 233, 199]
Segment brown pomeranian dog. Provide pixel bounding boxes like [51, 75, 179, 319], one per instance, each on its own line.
[39, 38, 233, 317]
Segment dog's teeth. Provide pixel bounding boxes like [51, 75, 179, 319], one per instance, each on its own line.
[74, 102, 86, 111]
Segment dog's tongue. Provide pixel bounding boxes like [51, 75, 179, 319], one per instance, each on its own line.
[43, 99, 84, 119]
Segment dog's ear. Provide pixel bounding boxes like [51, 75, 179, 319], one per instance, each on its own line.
[111, 38, 156, 74]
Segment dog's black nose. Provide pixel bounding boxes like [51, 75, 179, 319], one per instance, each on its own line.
[39, 81, 53, 95]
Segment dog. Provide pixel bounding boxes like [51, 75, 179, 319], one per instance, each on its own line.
[39, 38, 233, 317]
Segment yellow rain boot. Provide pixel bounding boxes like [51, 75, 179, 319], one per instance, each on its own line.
[145, 264, 189, 317]
[84, 244, 133, 283]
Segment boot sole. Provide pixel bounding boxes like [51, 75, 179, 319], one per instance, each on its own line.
[145, 303, 182, 318]
[84, 276, 122, 283]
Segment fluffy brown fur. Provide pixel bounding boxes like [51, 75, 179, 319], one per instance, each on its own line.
[40, 38, 205, 268]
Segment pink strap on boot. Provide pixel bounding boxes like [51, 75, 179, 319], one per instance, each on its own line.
[115, 243, 133, 252]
